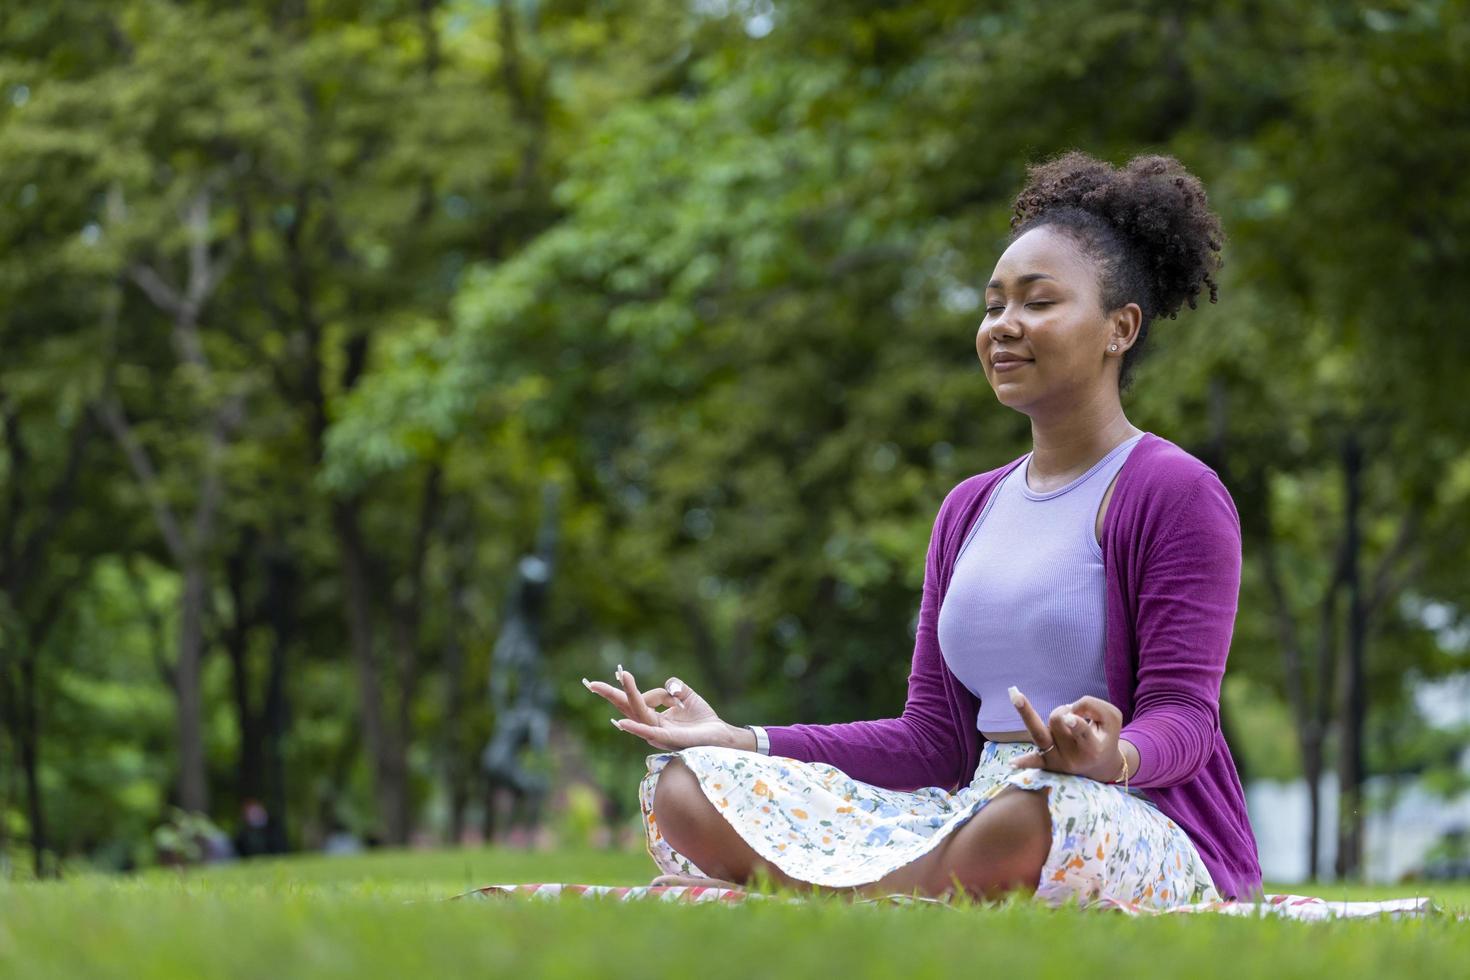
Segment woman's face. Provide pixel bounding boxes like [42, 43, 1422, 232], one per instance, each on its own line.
[977, 225, 1121, 414]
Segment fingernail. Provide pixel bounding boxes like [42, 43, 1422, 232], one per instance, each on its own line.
[1007, 685, 1023, 706]
[611, 718, 623, 730]
[582, 677, 592, 689]
[616, 663, 624, 681]
[1063, 712, 1079, 727]
[668, 680, 683, 697]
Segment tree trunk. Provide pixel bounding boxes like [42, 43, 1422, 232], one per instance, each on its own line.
[2, 583, 89, 879]
[226, 540, 264, 806]
[383, 465, 441, 844]
[18, 652, 48, 877]
[1335, 432, 1366, 880]
[262, 546, 296, 854]
[1311, 574, 1339, 880]
[1258, 505, 1304, 856]
[441, 542, 470, 845]
[439, 497, 480, 844]
[1258, 468, 1345, 883]
[333, 498, 408, 844]
[0, 400, 95, 875]
[105, 190, 241, 817]
[176, 561, 210, 813]
[0, 655, 11, 865]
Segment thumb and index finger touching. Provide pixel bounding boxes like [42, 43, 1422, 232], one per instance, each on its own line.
[581, 665, 683, 714]
[582, 665, 693, 747]
[1067, 695, 1121, 732]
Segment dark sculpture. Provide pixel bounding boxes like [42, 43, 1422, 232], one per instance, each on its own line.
[480, 482, 560, 843]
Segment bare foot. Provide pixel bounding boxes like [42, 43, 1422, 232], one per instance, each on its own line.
[650, 873, 744, 890]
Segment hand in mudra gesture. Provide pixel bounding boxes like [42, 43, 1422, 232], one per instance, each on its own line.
[582, 666, 736, 752]
[1007, 686, 1126, 784]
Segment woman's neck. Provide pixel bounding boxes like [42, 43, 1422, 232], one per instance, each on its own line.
[1026, 407, 1142, 489]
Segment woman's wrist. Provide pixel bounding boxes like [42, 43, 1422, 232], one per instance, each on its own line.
[1112, 738, 1139, 784]
[724, 723, 758, 752]
[1082, 737, 1138, 784]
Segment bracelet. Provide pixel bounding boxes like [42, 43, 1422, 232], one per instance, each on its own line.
[744, 724, 769, 755]
[1112, 745, 1130, 792]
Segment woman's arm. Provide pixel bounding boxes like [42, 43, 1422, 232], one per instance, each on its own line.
[1118, 472, 1242, 788]
[760, 488, 974, 793]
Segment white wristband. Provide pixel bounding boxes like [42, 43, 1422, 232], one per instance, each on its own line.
[745, 724, 770, 755]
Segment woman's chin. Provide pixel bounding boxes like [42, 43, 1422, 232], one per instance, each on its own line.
[990, 387, 1029, 409]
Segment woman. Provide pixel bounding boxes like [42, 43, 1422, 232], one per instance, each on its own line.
[583, 151, 1264, 909]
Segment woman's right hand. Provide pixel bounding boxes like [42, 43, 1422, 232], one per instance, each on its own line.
[583, 666, 741, 752]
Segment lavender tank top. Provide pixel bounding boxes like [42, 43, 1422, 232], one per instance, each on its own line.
[937, 432, 1146, 736]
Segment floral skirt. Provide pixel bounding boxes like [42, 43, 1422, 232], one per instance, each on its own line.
[638, 740, 1221, 910]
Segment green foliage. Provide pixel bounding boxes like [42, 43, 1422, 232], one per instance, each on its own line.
[1, 0, 1468, 878]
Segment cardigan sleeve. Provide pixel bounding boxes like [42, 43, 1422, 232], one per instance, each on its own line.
[763, 488, 972, 793]
[1119, 471, 1242, 789]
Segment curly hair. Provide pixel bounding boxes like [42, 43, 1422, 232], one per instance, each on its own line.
[1008, 151, 1224, 394]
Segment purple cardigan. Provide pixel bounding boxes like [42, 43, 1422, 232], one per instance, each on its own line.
[765, 432, 1264, 900]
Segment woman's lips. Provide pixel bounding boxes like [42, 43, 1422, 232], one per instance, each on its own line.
[994, 359, 1031, 372]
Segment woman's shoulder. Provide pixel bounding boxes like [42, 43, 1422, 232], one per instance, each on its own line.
[1120, 433, 1239, 535]
[925, 452, 1028, 547]
[939, 452, 1027, 512]
[1128, 432, 1220, 488]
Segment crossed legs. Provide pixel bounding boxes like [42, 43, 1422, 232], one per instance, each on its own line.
[650, 757, 1052, 902]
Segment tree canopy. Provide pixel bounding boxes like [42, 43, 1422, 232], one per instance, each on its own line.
[1, 0, 1466, 882]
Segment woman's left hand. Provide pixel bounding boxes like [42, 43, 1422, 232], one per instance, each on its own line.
[1006, 687, 1124, 783]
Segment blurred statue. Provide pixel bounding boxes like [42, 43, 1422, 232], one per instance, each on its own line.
[481, 482, 560, 843]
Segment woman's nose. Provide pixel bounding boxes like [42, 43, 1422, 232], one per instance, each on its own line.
[981, 315, 1018, 350]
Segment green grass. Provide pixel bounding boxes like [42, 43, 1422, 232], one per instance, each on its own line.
[1, 847, 1467, 979]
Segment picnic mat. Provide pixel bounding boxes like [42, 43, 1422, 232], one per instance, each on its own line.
[455, 882, 1455, 921]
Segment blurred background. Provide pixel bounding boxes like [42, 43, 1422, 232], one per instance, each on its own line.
[0, 0, 1466, 886]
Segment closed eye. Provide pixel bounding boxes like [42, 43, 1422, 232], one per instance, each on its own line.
[986, 300, 1054, 315]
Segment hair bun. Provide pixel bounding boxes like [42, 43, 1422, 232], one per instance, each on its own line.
[1010, 151, 1224, 321]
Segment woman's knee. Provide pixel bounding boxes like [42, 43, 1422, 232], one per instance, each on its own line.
[937, 786, 1052, 900]
[651, 758, 715, 844]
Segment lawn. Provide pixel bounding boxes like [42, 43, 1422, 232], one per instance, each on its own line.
[1, 847, 1467, 979]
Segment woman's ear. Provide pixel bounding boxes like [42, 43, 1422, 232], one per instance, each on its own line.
[1111, 303, 1143, 351]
